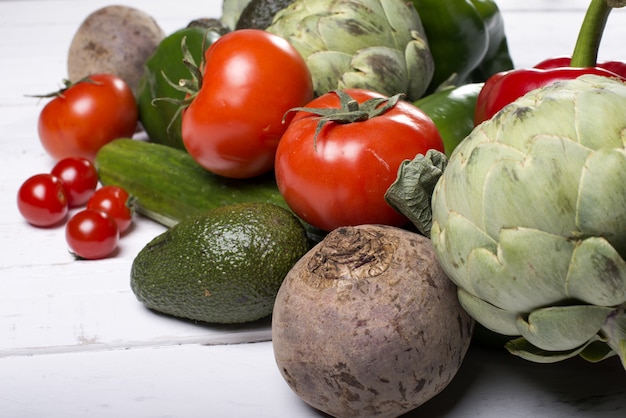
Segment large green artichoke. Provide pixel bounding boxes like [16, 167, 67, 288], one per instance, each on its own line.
[429, 75, 626, 367]
[266, 0, 434, 101]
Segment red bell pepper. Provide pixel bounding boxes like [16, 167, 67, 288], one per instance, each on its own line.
[534, 56, 626, 78]
[474, 0, 626, 125]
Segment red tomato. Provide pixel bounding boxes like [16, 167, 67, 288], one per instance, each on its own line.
[51, 157, 99, 207]
[87, 186, 133, 233]
[66, 209, 119, 260]
[275, 89, 444, 232]
[182, 29, 314, 179]
[17, 173, 68, 227]
[38, 74, 138, 161]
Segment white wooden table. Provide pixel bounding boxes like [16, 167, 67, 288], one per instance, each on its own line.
[1, 1, 625, 417]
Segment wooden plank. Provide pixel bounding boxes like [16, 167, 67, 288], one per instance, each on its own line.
[0, 341, 623, 418]
[1, 2, 625, 416]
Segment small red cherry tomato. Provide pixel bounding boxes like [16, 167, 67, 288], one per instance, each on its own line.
[51, 157, 99, 207]
[66, 209, 119, 260]
[87, 185, 133, 233]
[38, 73, 138, 161]
[17, 173, 68, 227]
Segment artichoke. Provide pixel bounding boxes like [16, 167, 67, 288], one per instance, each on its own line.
[266, 0, 434, 101]
[429, 75, 626, 367]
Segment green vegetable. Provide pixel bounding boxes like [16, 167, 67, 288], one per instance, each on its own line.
[414, 82, 482, 156]
[411, 0, 513, 92]
[266, 0, 434, 101]
[221, 0, 254, 30]
[469, 0, 515, 81]
[235, 0, 294, 29]
[131, 202, 309, 324]
[136, 27, 220, 149]
[94, 139, 289, 227]
[388, 75, 626, 368]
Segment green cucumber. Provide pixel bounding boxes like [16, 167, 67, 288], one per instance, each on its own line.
[94, 139, 290, 227]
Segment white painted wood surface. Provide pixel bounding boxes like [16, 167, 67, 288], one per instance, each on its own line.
[1, 1, 625, 417]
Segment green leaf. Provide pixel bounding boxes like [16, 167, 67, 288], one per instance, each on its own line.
[457, 287, 520, 336]
[601, 305, 626, 368]
[516, 305, 613, 351]
[385, 149, 447, 236]
[505, 337, 585, 363]
[566, 236, 626, 306]
[579, 340, 616, 363]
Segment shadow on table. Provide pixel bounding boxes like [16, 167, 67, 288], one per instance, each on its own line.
[408, 342, 625, 417]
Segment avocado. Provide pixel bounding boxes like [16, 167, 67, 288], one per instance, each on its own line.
[130, 202, 309, 324]
[235, 0, 294, 30]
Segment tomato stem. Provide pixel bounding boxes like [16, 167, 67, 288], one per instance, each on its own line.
[284, 90, 405, 149]
[26, 76, 101, 99]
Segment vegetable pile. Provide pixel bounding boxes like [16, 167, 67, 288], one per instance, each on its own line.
[16, 0, 626, 416]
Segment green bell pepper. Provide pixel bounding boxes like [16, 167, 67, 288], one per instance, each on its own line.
[413, 82, 483, 156]
[137, 27, 220, 149]
[469, 0, 515, 81]
[411, 0, 513, 93]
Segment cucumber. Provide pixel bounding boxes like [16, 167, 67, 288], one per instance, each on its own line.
[94, 139, 290, 227]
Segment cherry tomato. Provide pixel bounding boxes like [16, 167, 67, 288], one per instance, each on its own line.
[17, 173, 68, 227]
[275, 89, 444, 232]
[87, 186, 133, 233]
[51, 157, 99, 207]
[65, 209, 119, 260]
[182, 29, 314, 179]
[38, 73, 138, 161]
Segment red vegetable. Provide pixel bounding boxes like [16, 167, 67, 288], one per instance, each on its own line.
[473, 66, 621, 125]
[181, 29, 314, 179]
[66, 209, 119, 260]
[474, 0, 626, 125]
[37, 74, 138, 161]
[17, 173, 68, 227]
[51, 157, 99, 207]
[534, 56, 626, 78]
[275, 89, 444, 232]
[87, 185, 133, 233]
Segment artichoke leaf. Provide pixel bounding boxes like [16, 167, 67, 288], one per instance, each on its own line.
[577, 148, 626, 255]
[432, 212, 498, 293]
[221, 0, 253, 30]
[457, 287, 519, 336]
[404, 33, 434, 101]
[378, 0, 427, 48]
[317, 0, 394, 53]
[579, 340, 618, 363]
[490, 88, 579, 153]
[566, 236, 626, 306]
[573, 78, 626, 149]
[482, 136, 590, 239]
[278, 14, 329, 59]
[491, 75, 626, 151]
[306, 51, 353, 95]
[505, 336, 594, 363]
[340, 46, 407, 96]
[436, 140, 525, 236]
[600, 306, 626, 368]
[465, 228, 574, 313]
[516, 305, 614, 351]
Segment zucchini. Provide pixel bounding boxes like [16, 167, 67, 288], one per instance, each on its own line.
[94, 138, 290, 227]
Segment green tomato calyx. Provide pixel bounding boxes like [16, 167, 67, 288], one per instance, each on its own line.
[152, 35, 209, 133]
[284, 90, 404, 148]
